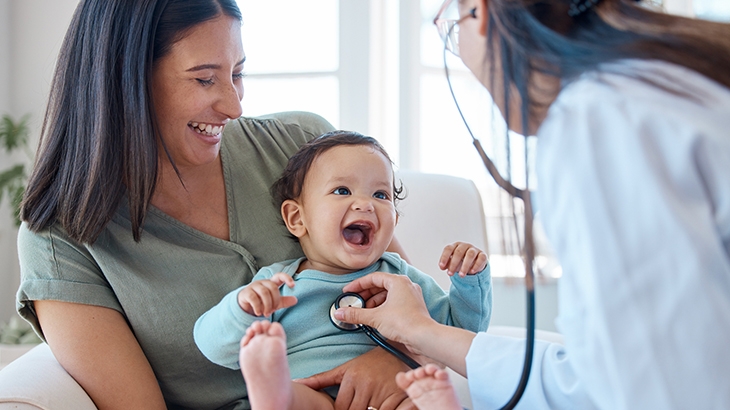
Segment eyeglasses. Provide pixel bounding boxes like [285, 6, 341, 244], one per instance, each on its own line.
[433, 0, 477, 57]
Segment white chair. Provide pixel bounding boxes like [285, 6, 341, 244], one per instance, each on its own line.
[0, 171, 563, 410]
[0, 343, 96, 410]
[394, 170, 490, 287]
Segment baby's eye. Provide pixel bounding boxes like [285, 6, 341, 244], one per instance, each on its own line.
[373, 191, 389, 200]
[333, 187, 351, 195]
[196, 78, 214, 86]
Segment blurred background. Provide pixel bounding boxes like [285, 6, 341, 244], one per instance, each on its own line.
[0, 0, 727, 331]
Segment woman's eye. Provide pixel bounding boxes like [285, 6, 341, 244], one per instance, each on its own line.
[373, 191, 389, 200]
[233, 71, 246, 81]
[196, 78, 214, 86]
[333, 187, 351, 195]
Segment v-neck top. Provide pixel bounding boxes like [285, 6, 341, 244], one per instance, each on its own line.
[16, 111, 334, 410]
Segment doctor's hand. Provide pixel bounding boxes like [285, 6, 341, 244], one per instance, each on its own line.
[237, 273, 297, 317]
[439, 241, 488, 277]
[334, 273, 439, 357]
[297, 347, 415, 410]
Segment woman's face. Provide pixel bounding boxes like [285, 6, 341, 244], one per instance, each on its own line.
[455, 0, 491, 91]
[454, 0, 558, 134]
[151, 15, 245, 170]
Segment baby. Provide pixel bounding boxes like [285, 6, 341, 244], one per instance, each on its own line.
[194, 130, 492, 409]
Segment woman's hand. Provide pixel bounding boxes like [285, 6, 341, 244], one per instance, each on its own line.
[237, 273, 297, 316]
[439, 241, 488, 277]
[297, 347, 415, 410]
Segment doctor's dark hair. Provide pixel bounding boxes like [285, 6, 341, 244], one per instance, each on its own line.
[20, 0, 242, 244]
[271, 130, 405, 210]
[483, 0, 730, 136]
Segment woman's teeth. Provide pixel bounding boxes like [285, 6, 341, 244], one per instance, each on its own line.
[189, 122, 223, 136]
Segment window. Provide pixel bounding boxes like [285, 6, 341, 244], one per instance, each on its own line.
[237, 0, 546, 277]
[241, 1, 730, 278]
[237, 1, 340, 126]
[693, 0, 730, 21]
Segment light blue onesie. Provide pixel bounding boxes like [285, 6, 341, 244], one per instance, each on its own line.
[194, 251, 492, 379]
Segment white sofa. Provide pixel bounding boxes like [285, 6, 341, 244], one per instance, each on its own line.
[0, 171, 563, 409]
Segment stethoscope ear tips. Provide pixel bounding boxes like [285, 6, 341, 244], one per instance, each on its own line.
[329, 292, 365, 331]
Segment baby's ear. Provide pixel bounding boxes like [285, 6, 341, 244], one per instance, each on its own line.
[281, 199, 306, 238]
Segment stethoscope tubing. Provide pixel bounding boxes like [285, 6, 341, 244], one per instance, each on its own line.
[442, 21, 536, 410]
[361, 325, 420, 369]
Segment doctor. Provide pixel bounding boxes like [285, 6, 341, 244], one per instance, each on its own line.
[331, 0, 730, 408]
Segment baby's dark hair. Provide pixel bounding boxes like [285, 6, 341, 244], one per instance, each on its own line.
[272, 130, 405, 209]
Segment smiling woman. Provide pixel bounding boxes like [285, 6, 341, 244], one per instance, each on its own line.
[148, 14, 244, 240]
[11, 0, 413, 409]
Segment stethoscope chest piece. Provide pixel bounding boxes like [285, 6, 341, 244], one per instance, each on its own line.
[329, 292, 364, 331]
[329, 291, 420, 370]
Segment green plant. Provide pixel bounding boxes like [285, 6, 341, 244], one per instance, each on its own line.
[0, 114, 31, 226]
[0, 316, 41, 345]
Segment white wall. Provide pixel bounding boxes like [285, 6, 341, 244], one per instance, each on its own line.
[0, 0, 79, 323]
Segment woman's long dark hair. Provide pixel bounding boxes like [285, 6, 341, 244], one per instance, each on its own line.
[21, 0, 242, 243]
[486, 0, 730, 135]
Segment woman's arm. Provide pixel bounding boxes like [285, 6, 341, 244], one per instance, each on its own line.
[386, 236, 410, 263]
[35, 300, 166, 410]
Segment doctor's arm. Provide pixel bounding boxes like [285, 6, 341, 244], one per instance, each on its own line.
[335, 273, 595, 410]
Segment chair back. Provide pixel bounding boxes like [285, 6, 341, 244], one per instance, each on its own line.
[394, 170, 488, 289]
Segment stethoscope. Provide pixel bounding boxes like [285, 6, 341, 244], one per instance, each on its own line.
[440, 12, 536, 410]
[329, 292, 420, 369]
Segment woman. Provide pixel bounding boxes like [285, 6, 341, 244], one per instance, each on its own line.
[331, 0, 730, 408]
[17, 1, 412, 409]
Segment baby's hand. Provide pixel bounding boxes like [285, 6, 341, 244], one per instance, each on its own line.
[237, 273, 297, 317]
[439, 242, 488, 277]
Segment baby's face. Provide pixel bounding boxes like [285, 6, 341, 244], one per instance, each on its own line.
[296, 144, 397, 274]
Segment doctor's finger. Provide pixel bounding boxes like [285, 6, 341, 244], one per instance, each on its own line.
[335, 305, 378, 329]
[365, 290, 388, 308]
[343, 272, 406, 294]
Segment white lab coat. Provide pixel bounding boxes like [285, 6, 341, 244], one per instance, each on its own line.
[466, 60, 730, 410]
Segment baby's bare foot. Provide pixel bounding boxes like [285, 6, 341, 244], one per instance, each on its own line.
[395, 364, 462, 410]
[240, 321, 292, 410]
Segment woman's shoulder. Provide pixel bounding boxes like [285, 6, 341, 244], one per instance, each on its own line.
[17, 221, 88, 257]
[226, 111, 336, 142]
[257, 111, 334, 131]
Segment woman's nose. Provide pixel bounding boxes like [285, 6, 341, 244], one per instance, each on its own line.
[215, 80, 243, 120]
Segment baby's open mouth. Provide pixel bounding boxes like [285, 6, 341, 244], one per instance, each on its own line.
[343, 223, 373, 246]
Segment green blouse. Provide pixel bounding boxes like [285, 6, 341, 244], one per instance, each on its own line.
[16, 111, 335, 410]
